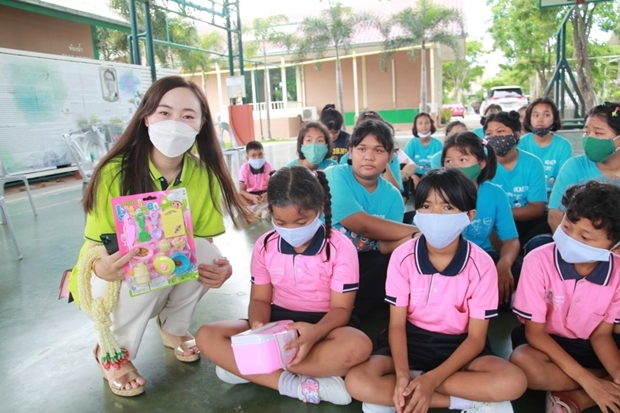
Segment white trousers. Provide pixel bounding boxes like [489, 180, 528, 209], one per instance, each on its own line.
[91, 276, 209, 360]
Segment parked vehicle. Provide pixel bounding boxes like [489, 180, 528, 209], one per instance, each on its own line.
[480, 86, 528, 114]
[443, 102, 465, 118]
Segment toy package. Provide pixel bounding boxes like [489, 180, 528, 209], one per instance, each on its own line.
[112, 188, 199, 297]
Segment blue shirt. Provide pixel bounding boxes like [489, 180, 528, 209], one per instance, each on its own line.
[325, 164, 405, 251]
[473, 127, 485, 138]
[430, 151, 442, 169]
[403, 137, 443, 175]
[517, 133, 572, 197]
[286, 157, 337, 170]
[548, 154, 619, 210]
[463, 181, 518, 252]
[491, 149, 547, 209]
[339, 151, 403, 191]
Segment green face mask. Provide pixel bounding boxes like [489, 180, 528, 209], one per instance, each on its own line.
[582, 136, 620, 163]
[301, 143, 328, 165]
[457, 163, 481, 181]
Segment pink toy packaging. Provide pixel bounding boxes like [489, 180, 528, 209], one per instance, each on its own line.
[231, 320, 299, 375]
[111, 188, 198, 297]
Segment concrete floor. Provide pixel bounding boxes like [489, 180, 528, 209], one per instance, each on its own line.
[0, 136, 594, 412]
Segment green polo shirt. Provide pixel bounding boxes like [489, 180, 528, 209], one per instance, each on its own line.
[70, 153, 224, 306]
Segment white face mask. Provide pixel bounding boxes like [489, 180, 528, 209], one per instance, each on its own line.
[417, 131, 432, 138]
[272, 216, 322, 248]
[249, 158, 266, 169]
[553, 225, 616, 264]
[413, 211, 471, 249]
[148, 120, 197, 158]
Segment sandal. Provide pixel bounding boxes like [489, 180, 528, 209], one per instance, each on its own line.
[546, 391, 581, 413]
[157, 318, 200, 362]
[93, 346, 145, 397]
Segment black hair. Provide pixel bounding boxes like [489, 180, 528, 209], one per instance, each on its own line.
[296, 121, 333, 162]
[414, 168, 477, 212]
[264, 166, 333, 260]
[484, 104, 503, 115]
[441, 131, 497, 184]
[103, 68, 116, 80]
[562, 181, 620, 244]
[411, 112, 437, 137]
[523, 97, 562, 133]
[445, 120, 467, 136]
[585, 101, 620, 136]
[355, 110, 382, 126]
[349, 119, 395, 152]
[320, 104, 344, 131]
[483, 111, 522, 135]
[245, 140, 264, 152]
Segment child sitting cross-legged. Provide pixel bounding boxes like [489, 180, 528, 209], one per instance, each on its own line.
[510, 181, 620, 413]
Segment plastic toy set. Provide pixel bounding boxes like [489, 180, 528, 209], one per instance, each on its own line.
[112, 188, 198, 296]
[231, 320, 299, 375]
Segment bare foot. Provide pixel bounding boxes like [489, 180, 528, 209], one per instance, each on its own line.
[97, 346, 146, 390]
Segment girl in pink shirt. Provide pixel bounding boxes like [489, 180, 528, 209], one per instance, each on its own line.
[345, 168, 527, 413]
[196, 166, 372, 406]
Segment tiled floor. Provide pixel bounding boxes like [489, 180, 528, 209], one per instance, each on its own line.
[0, 139, 593, 412]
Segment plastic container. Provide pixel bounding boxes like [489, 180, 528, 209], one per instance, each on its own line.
[231, 320, 298, 375]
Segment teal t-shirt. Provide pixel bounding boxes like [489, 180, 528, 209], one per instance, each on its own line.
[430, 151, 442, 169]
[403, 137, 443, 175]
[286, 157, 337, 171]
[339, 151, 403, 191]
[324, 164, 405, 251]
[517, 133, 572, 197]
[491, 149, 547, 209]
[473, 127, 485, 138]
[463, 181, 518, 253]
[548, 154, 619, 210]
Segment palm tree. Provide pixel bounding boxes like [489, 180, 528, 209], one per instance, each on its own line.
[385, 0, 464, 113]
[295, 1, 367, 116]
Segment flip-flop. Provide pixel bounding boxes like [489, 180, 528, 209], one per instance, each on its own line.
[157, 318, 201, 362]
[546, 391, 581, 413]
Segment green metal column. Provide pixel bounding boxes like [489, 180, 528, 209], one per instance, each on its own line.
[225, 0, 234, 76]
[235, 0, 244, 76]
[128, 0, 140, 65]
[143, 0, 157, 82]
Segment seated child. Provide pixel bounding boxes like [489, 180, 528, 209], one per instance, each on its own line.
[287, 122, 338, 171]
[239, 141, 273, 217]
[510, 181, 620, 413]
[196, 166, 372, 406]
[345, 168, 527, 413]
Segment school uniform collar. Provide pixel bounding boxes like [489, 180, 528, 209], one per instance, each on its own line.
[148, 154, 192, 190]
[554, 246, 612, 286]
[278, 225, 327, 256]
[249, 165, 265, 174]
[415, 235, 470, 276]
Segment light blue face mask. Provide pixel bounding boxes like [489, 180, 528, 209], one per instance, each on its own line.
[301, 143, 329, 165]
[413, 211, 471, 249]
[272, 216, 322, 248]
[553, 225, 618, 263]
[249, 158, 266, 170]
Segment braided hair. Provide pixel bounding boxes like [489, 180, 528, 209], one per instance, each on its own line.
[264, 166, 333, 260]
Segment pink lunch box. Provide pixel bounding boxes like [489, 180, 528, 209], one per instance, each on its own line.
[231, 320, 298, 375]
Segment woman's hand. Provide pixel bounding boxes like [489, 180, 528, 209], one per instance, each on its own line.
[497, 259, 515, 304]
[94, 248, 139, 281]
[285, 322, 320, 367]
[198, 257, 232, 288]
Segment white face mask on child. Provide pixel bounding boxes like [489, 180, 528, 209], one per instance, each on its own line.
[249, 158, 266, 169]
[413, 212, 471, 249]
[272, 216, 322, 248]
[553, 225, 616, 264]
[148, 120, 197, 158]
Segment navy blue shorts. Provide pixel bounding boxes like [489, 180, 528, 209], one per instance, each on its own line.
[269, 304, 361, 329]
[373, 321, 495, 372]
[511, 324, 620, 370]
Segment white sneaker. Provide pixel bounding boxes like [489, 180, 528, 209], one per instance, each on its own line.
[362, 402, 396, 413]
[462, 401, 514, 413]
[215, 366, 250, 384]
[297, 375, 352, 405]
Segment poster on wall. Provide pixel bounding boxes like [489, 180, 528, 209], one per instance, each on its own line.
[0, 48, 176, 174]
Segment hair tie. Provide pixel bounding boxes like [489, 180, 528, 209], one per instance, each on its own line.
[613, 107, 619, 117]
[481, 139, 489, 146]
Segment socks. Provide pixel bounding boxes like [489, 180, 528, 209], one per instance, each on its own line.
[449, 396, 475, 410]
[278, 370, 300, 399]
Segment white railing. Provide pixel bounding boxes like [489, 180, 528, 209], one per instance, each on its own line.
[252, 101, 302, 111]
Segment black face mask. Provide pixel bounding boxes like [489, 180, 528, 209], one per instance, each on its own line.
[532, 126, 553, 137]
[480, 116, 486, 126]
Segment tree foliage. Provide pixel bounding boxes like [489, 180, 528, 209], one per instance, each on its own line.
[382, 0, 464, 111]
[442, 40, 484, 102]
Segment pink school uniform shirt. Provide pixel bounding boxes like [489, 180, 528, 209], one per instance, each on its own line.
[513, 243, 620, 340]
[239, 160, 273, 193]
[251, 226, 360, 313]
[385, 236, 499, 335]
